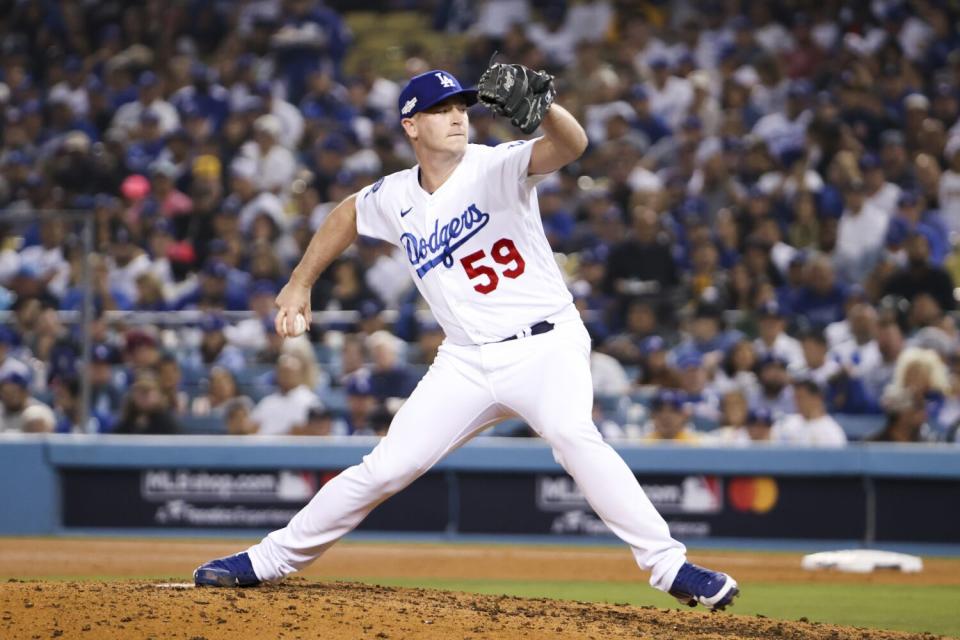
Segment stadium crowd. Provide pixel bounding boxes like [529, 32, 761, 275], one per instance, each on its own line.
[1, 0, 960, 445]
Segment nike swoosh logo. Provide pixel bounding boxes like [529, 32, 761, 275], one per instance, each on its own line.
[400, 207, 413, 217]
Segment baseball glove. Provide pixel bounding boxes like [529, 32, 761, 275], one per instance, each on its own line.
[477, 62, 556, 134]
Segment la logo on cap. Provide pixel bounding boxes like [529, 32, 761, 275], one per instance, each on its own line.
[435, 72, 456, 88]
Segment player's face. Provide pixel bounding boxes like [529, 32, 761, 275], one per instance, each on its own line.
[407, 97, 469, 153]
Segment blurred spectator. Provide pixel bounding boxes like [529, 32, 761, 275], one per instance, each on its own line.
[601, 299, 659, 366]
[635, 335, 677, 388]
[867, 385, 937, 443]
[883, 232, 956, 312]
[114, 374, 181, 435]
[861, 153, 901, 217]
[337, 334, 367, 383]
[191, 366, 245, 418]
[157, 354, 189, 417]
[0, 325, 31, 384]
[225, 280, 277, 351]
[0, 372, 53, 432]
[366, 330, 418, 401]
[773, 379, 847, 447]
[829, 303, 882, 375]
[124, 329, 162, 374]
[641, 389, 700, 443]
[112, 71, 179, 135]
[673, 351, 720, 423]
[293, 406, 337, 436]
[749, 354, 795, 417]
[108, 226, 153, 305]
[89, 343, 125, 432]
[791, 255, 847, 328]
[223, 397, 258, 436]
[21, 403, 56, 434]
[792, 330, 841, 388]
[677, 302, 743, 362]
[712, 339, 759, 397]
[753, 301, 803, 369]
[591, 350, 630, 397]
[282, 335, 327, 393]
[17, 219, 70, 301]
[939, 138, 960, 233]
[344, 370, 376, 435]
[741, 408, 776, 443]
[357, 237, 414, 310]
[604, 207, 678, 309]
[241, 114, 297, 194]
[862, 318, 906, 401]
[835, 180, 888, 283]
[886, 346, 952, 436]
[409, 319, 444, 366]
[251, 354, 322, 435]
[46, 375, 74, 433]
[711, 400, 774, 445]
[193, 314, 245, 374]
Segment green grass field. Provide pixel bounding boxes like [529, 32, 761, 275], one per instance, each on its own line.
[355, 577, 960, 638]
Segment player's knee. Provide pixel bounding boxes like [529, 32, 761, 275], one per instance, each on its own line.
[368, 457, 427, 496]
[544, 420, 602, 453]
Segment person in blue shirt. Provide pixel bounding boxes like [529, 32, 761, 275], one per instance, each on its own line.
[171, 64, 231, 131]
[790, 254, 847, 328]
[885, 190, 949, 265]
[174, 260, 250, 311]
[626, 85, 672, 145]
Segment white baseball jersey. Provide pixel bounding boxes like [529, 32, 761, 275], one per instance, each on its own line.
[355, 140, 578, 345]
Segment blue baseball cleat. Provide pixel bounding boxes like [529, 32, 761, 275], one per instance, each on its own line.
[193, 552, 261, 587]
[668, 561, 739, 610]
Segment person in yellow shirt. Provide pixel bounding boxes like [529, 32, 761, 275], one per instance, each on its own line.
[643, 389, 701, 443]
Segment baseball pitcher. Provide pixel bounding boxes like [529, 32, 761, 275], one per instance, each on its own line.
[194, 62, 739, 610]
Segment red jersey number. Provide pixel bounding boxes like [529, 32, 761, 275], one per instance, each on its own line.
[460, 238, 527, 294]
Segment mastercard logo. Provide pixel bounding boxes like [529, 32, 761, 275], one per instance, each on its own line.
[727, 477, 779, 513]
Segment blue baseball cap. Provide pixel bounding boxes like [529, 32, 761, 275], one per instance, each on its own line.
[859, 153, 881, 171]
[652, 388, 686, 410]
[0, 371, 29, 388]
[202, 260, 230, 279]
[674, 351, 704, 370]
[640, 335, 666, 356]
[885, 217, 910, 247]
[346, 373, 373, 396]
[898, 190, 921, 207]
[747, 407, 773, 425]
[397, 70, 477, 118]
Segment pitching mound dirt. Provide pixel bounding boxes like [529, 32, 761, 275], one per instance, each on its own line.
[0, 579, 944, 640]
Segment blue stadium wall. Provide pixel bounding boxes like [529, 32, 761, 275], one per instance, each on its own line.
[1, 436, 958, 547]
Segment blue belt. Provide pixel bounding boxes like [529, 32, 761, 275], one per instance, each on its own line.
[499, 321, 555, 342]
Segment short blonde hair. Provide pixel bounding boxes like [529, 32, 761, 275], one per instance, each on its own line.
[22, 403, 56, 432]
[891, 347, 950, 394]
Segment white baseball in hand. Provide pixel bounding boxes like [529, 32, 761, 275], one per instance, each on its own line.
[290, 313, 307, 337]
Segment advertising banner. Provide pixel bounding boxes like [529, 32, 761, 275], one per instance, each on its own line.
[60, 468, 950, 542]
[61, 468, 448, 532]
[456, 473, 865, 540]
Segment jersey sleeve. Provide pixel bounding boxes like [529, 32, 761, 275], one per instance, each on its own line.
[490, 138, 549, 191]
[354, 177, 399, 246]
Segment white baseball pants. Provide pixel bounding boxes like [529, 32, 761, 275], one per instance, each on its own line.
[247, 320, 687, 591]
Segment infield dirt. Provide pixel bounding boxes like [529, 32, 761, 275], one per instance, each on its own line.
[0, 538, 956, 639]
